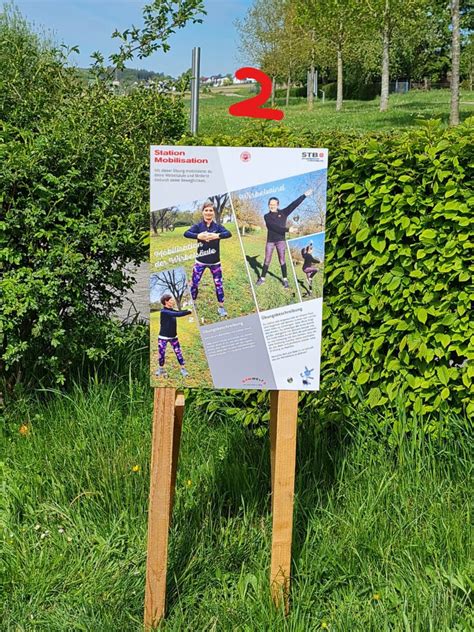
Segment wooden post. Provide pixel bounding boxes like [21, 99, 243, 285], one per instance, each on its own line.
[144, 388, 184, 630]
[269, 390, 299, 613]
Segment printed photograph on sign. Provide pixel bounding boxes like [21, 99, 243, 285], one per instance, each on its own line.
[150, 145, 328, 391]
[230, 170, 327, 311]
[287, 232, 325, 300]
[150, 194, 256, 325]
[150, 267, 212, 387]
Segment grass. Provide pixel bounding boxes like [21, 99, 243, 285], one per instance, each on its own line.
[150, 225, 256, 324]
[2, 371, 472, 631]
[150, 311, 211, 388]
[191, 88, 474, 136]
[240, 230, 300, 310]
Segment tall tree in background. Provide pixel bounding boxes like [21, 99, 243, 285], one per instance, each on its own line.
[299, 0, 361, 111]
[236, 0, 286, 105]
[364, 0, 428, 111]
[450, 0, 461, 124]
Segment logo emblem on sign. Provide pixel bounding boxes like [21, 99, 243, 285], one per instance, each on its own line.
[240, 151, 251, 162]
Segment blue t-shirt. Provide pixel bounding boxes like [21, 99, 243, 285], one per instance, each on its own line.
[184, 220, 231, 265]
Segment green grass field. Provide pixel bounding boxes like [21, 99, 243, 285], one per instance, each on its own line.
[3, 374, 472, 630]
[240, 231, 301, 310]
[191, 88, 474, 136]
[150, 225, 256, 324]
[150, 310, 212, 388]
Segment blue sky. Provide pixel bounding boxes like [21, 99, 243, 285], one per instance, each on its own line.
[14, 0, 253, 76]
[287, 233, 326, 262]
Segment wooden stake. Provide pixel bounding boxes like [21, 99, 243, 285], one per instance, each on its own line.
[269, 390, 299, 613]
[144, 388, 184, 630]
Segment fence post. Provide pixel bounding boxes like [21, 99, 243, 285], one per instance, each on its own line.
[190, 47, 201, 135]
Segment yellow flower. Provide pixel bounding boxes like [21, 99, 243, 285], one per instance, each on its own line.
[372, 593, 381, 601]
[19, 424, 29, 436]
[321, 623, 329, 630]
[132, 465, 140, 473]
[186, 479, 192, 487]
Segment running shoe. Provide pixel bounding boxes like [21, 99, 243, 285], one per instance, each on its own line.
[218, 306, 228, 317]
[256, 277, 266, 286]
[180, 367, 189, 377]
[154, 367, 167, 377]
[282, 279, 290, 289]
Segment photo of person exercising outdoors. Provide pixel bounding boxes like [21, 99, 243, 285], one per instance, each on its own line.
[184, 200, 232, 318]
[256, 189, 314, 289]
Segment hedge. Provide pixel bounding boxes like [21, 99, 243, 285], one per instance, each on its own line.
[182, 119, 474, 419]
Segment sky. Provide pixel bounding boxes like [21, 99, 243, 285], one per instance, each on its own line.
[14, 0, 253, 76]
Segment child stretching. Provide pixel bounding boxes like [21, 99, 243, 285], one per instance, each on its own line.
[301, 243, 321, 286]
[155, 294, 191, 378]
[184, 200, 232, 317]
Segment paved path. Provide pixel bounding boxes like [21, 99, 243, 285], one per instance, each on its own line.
[113, 262, 149, 323]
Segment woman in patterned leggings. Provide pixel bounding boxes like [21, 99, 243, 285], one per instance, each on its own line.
[155, 294, 191, 378]
[184, 200, 231, 318]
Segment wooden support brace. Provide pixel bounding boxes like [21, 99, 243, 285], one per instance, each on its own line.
[269, 390, 299, 613]
[144, 388, 184, 630]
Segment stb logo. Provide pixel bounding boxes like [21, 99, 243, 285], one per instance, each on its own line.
[240, 151, 251, 162]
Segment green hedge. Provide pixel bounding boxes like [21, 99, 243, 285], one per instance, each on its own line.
[182, 119, 474, 419]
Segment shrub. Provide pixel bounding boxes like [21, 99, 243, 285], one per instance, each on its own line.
[274, 86, 307, 99]
[1, 11, 187, 387]
[182, 119, 473, 421]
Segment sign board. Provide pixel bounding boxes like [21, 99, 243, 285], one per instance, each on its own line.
[150, 146, 328, 390]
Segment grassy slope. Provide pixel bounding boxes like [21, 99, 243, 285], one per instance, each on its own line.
[3, 378, 472, 631]
[193, 89, 474, 136]
[293, 260, 325, 301]
[150, 225, 256, 324]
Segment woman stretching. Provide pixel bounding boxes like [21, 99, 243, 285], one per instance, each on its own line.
[184, 200, 231, 317]
[256, 189, 313, 289]
[301, 243, 321, 287]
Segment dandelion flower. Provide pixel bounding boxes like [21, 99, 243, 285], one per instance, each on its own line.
[19, 424, 29, 436]
[186, 479, 192, 487]
[372, 593, 381, 601]
[132, 465, 140, 473]
[321, 623, 329, 630]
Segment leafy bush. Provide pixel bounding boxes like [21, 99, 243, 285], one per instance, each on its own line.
[183, 118, 473, 421]
[1, 12, 187, 387]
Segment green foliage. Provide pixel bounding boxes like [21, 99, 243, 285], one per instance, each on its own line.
[274, 86, 307, 98]
[1, 8, 187, 387]
[183, 118, 474, 421]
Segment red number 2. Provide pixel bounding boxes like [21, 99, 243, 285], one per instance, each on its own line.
[229, 67, 284, 121]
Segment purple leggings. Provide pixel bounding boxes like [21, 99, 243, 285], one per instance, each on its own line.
[158, 337, 184, 367]
[303, 266, 318, 280]
[191, 263, 224, 303]
[264, 241, 286, 266]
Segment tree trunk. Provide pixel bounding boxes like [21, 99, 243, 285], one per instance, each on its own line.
[380, 11, 390, 112]
[285, 74, 291, 107]
[271, 76, 276, 107]
[336, 48, 343, 112]
[449, 0, 460, 126]
[307, 68, 314, 111]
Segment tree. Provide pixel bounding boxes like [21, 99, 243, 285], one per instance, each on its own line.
[151, 269, 188, 309]
[363, 0, 429, 111]
[236, 0, 286, 105]
[299, 0, 361, 112]
[232, 196, 264, 235]
[91, 0, 206, 78]
[450, 0, 461, 124]
[151, 207, 178, 233]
